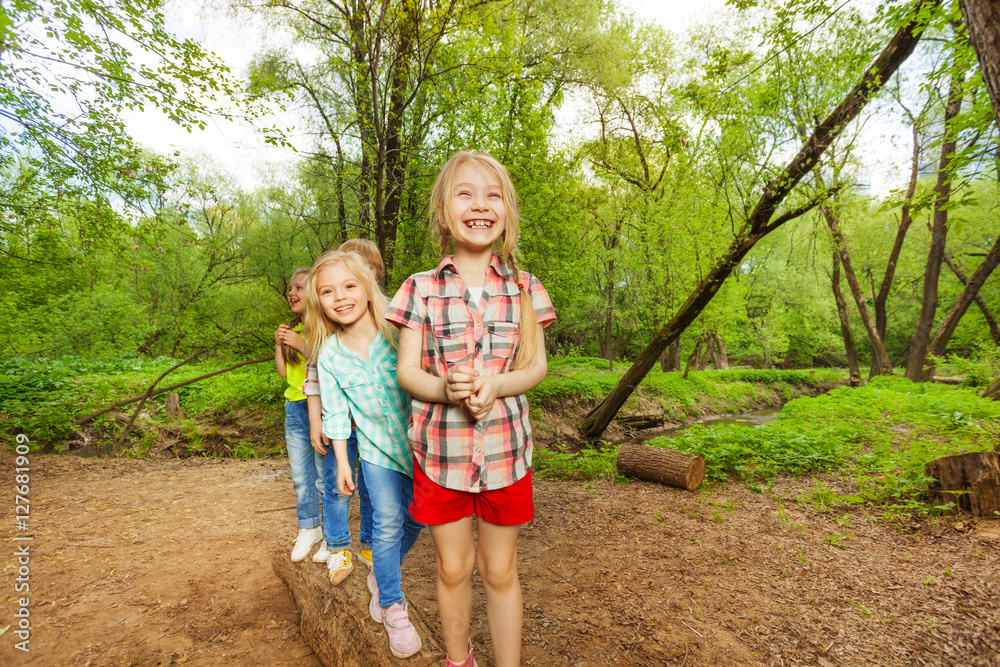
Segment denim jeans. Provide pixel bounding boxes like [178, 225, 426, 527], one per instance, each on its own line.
[361, 459, 425, 608]
[322, 432, 374, 550]
[284, 399, 324, 529]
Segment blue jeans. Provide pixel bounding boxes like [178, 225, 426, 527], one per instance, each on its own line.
[362, 459, 425, 608]
[284, 399, 324, 529]
[322, 432, 374, 550]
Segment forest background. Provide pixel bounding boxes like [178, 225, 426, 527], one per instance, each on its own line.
[2, 0, 1000, 444]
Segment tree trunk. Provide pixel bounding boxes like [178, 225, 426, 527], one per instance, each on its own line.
[616, 443, 706, 491]
[943, 251, 1000, 345]
[982, 376, 1000, 400]
[580, 2, 934, 439]
[906, 63, 965, 381]
[831, 248, 861, 382]
[925, 451, 1000, 518]
[271, 546, 441, 666]
[959, 0, 1000, 128]
[711, 333, 730, 370]
[659, 338, 681, 372]
[872, 124, 922, 376]
[683, 336, 703, 380]
[824, 205, 892, 376]
[696, 333, 714, 371]
[923, 235, 1000, 379]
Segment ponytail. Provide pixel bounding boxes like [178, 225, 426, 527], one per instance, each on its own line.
[506, 254, 538, 372]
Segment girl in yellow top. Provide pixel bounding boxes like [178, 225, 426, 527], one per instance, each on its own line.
[274, 268, 326, 562]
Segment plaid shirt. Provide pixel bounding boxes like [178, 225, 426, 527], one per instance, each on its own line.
[317, 331, 413, 477]
[386, 254, 556, 492]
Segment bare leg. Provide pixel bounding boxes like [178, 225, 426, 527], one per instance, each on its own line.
[476, 520, 522, 667]
[429, 518, 476, 663]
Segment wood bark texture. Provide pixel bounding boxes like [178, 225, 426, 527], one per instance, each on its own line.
[271, 546, 441, 666]
[616, 444, 706, 491]
[925, 452, 1000, 518]
[959, 0, 1000, 127]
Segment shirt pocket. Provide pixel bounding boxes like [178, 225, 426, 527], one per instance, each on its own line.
[487, 321, 519, 360]
[434, 322, 469, 365]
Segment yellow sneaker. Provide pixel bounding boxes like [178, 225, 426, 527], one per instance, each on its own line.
[359, 547, 373, 568]
[327, 549, 354, 586]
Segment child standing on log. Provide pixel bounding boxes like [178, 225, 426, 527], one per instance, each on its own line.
[302, 239, 381, 576]
[388, 151, 556, 667]
[274, 268, 326, 562]
[304, 249, 425, 659]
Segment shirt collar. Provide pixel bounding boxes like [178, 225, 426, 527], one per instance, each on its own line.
[433, 253, 515, 283]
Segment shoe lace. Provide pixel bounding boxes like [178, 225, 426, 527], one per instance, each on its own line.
[328, 550, 350, 569]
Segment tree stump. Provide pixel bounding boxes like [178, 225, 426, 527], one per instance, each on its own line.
[925, 451, 1000, 518]
[616, 443, 705, 491]
[271, 545, 442, 666]
[165, 392, 184, 419]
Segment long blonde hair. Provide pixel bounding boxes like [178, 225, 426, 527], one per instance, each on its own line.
[282, 268, 310, 365]
[429, 151, 538, 370]
[302, 250, 397, 360]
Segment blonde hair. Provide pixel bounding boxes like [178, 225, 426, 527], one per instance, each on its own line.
[282, 268, 310, 365]
[429, 151, 538, 371]
[338, 238, 385, 284]
[302, 250, 397, 360]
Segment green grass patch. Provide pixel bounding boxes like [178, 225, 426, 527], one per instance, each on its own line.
[646, 375, 999, 510]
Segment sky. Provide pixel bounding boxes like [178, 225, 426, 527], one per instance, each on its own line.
[123, 0, 906, 195]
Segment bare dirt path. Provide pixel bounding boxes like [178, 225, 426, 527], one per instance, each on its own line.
[2, 447, 998, 666]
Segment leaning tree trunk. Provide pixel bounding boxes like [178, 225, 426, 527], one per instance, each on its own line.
[616, 444, 706, 491]
[906, 63, 965, 381]
[823, 203, 892, 376]
[831, 248, 861, 383]
[923, 234, 1000, 379]
[580, 0, 936, 439]
[959, 0, 1000, 128]
[943, 252, 1000, 345]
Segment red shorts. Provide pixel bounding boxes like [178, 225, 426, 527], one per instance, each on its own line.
[409, 464, 534, 526]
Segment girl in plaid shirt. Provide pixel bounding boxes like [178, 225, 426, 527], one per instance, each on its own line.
[303, 249, 425, 659]
[389, 151, 556, 667]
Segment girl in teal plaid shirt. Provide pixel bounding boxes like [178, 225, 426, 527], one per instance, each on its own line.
[303, 249, 425, 659]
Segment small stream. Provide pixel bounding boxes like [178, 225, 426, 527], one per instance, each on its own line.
[628, 406, 781, 443]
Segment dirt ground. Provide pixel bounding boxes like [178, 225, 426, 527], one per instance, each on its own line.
[1, 444, 999, 667]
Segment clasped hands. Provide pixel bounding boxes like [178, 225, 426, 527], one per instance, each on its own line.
[445, 364, 498, 421]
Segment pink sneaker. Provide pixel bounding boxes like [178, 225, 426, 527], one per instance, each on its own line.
[383, 602, 421, 658]
[367, 570, 383, 622]
[446, 645, 478, 667]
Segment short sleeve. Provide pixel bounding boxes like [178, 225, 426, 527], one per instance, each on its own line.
[303, 361, 320, 396]
[526, 274, 556, 328]
[386, 275, 426, 333]
[316, 340, 353, 440]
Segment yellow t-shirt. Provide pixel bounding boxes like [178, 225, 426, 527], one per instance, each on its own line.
[283, 324, 308, 402]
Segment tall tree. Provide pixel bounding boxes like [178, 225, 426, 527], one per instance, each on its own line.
[581, 0, 939, 439]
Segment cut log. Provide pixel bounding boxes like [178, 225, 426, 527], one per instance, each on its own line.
[271, 545, 442, 666]
[616, 443, 705, 491]
[925, 452, 1000, 518]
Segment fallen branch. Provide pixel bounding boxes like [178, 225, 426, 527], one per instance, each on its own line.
[75, 354, 271, 426]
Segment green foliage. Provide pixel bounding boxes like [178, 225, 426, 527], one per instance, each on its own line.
[648, 376, 1000, 509]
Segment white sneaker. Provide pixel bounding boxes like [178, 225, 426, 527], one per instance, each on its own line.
[312, 541, 332, 563]
[290, 527, 323, 562]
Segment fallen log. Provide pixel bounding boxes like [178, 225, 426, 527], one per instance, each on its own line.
[616, 443, 705, 491]
[926, 451, 1000, 518]
[617, 414, 666, 430]
[271, 545, 442, 666]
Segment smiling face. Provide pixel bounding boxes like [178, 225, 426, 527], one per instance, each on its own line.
[447, 162, 507, 254]
[286, 272, 308, 315]
[315, 261, 370, 331]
